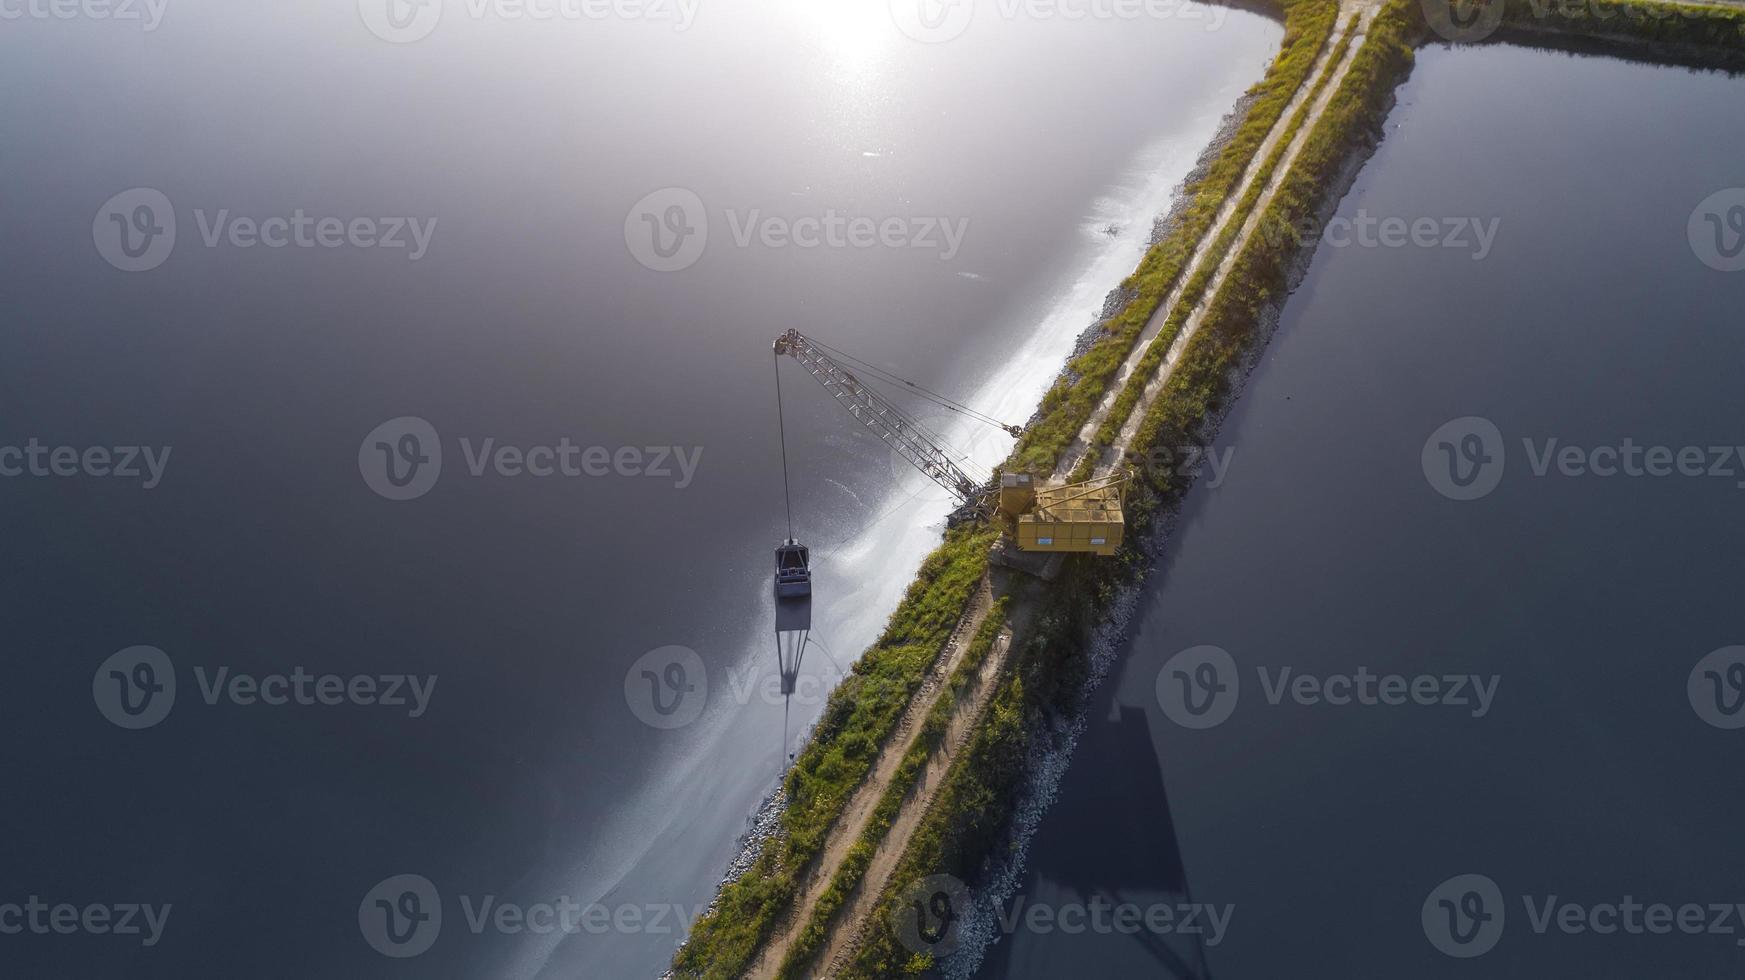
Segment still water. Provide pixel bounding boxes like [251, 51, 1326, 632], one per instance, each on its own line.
[983, 43, 1745, 978]
[0, 1, 1281, 976]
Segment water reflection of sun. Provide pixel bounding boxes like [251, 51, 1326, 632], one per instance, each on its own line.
[788, 0, 896, 88]
[775, 0, 903, 152]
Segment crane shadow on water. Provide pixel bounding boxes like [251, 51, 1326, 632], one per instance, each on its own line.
[980, 703, 1211, 980]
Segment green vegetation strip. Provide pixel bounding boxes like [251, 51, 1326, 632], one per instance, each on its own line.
[1008, 0, 1338, 475]
[842, 568, 1095, 979]
[774, 598, 1012, 979]
[1130, 0, 1414, 492]
[841, 2, 1422, 976]
[670, 526, 994, 979]
[1069, 14, 1360, 483]
[1498, 0, 1745, 47]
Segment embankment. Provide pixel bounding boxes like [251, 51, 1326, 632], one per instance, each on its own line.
[835, 2, 1418, 975]
[668, 3, 1339, 974]
[1010, 0, 1340, 475]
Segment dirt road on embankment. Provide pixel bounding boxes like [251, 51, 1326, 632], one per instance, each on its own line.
[742, 580, 1002, 979]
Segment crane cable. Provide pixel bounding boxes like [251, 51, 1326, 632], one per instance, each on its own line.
[851, 372, 992, 482]
[811, 337, 1004, 428]
[774, 351, 794, 540]
[798, 341, 993, 482]
[810, 338, 1021, 436]
[832, 364, 987, 483]
[775, 334, 998, 523]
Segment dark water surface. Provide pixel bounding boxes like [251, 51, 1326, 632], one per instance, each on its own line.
[982, 43, 1745, 979]
[0, 2, 1283, 977]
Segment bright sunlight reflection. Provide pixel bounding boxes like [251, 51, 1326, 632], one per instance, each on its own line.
[786, 0, 898, 84]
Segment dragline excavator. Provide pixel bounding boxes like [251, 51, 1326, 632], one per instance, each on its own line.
[770, 329, 1128, 581]
[763, 329, 1123, 757]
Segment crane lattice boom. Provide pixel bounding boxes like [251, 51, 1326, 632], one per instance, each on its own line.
[773, 329, 984, 503]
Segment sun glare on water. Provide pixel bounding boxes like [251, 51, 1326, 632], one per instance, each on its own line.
[787, 0, 899, 85]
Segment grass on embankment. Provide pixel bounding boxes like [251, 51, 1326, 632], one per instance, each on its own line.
[1126, 0, 1416, 510]
[1007, 0, 1339, 476]
[774, 598, 1012, 979]
[669, 526, 993, 980]
[840, 1, 1421, 975]
[1496, 0, 1745, 51]
[1069, 14, 1361, 483]
[840, 561, 1103, 979]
